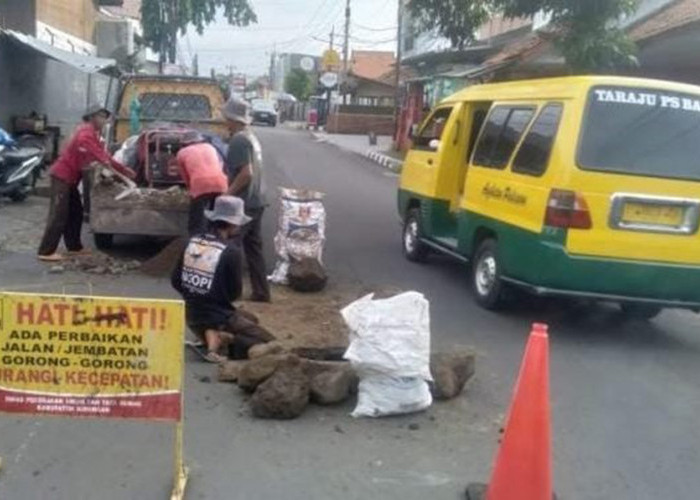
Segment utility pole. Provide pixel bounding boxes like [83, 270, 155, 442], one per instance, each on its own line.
[393, 0, 404, 148]
[330, 26, 335, 51]
[342, 0, 351, 104]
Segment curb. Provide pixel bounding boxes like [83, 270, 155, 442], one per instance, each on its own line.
[310, 131, 403, 173]
[365, 150, 403, 173]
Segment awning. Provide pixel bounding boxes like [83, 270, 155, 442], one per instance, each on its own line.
[1, 30, 116, 74]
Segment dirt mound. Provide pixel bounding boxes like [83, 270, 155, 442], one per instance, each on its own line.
[57, 253, 141, 275]
[140, 237, 187, 278]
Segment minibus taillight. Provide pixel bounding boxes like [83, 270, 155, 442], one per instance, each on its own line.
[545, 189, 592, 229]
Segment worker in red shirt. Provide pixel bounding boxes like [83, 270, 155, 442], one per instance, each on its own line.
[174, 132, 229, 235]
[37, 105, 135, 262]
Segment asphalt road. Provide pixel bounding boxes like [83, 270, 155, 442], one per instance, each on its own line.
[259, 126, 700, 499]
[0, 125, 698, 499]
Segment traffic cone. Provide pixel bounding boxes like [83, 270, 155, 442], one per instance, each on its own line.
[485, 322, 552, 500]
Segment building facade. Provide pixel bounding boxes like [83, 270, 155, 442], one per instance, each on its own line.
[0, 0, 135, 140]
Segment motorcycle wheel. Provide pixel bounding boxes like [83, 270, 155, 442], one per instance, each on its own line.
[9, 191, 28, 202]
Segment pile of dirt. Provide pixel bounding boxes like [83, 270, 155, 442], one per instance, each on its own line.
[238, 284, 362, 349]
[140, 237, 187, 277]
[51, 253, 141, 275]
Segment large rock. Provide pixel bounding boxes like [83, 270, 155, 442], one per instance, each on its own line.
[430, 349, 476, 400]
[217, 360, 247, 383]
[237, 354, 296, 392]
[288, 258, 328, 293]
[248, 341, 288, 360]
[251, 358, 310, 419]
[310, 368, 354, 405]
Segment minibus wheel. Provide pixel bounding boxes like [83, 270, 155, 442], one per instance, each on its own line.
[403, 208, 429, 263]
[472, 239, 504, 309]
[620, 303, 662, 320]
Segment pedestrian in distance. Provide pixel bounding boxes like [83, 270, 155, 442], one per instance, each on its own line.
[37, 105, 136, 262]
[221, 96, 272, 303]
[171, 195, 275, 363]
[173, 131, 229, 236]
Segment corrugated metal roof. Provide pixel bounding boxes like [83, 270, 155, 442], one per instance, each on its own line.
[1, 30, 116, 74]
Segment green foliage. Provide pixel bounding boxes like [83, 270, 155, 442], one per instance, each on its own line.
[407, 0, 640, 72]
[141, 0, 256, 64]
[285, 68, 312, 102]
[407, 0, 493, 49]
[497, 0, 639, 72]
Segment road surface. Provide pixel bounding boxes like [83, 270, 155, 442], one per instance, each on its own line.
[0, 126, 698, 499]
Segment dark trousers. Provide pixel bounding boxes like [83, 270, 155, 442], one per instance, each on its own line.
[192, 311, 275, 360]
[38, 176, 83, 256]
[188, 193, 219, 236]
[240, 207, 271, 300]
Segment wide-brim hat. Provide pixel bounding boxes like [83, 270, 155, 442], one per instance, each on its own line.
[83, 104, 111, 121]
[221, 97, 251, 125]
[205, 195, 252, 227]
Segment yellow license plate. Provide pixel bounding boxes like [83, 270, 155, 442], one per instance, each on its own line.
[622, 203, 685, 227]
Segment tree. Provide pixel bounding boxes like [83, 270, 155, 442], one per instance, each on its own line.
[497, 0, 639, 72]
[285, 68, 312, 102]
[141, 0, 257, 67]
[407, 0, 493, 49]
[407, 0, 640, 72]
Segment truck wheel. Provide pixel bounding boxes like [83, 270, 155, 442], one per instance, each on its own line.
[403, 208, 429, 263]
[620, 303, 662, 320]
[472, 239, 505, 310]
[94, 233, 114, 250]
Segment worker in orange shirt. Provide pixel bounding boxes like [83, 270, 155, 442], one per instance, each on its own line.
[175, 132, 229, 236]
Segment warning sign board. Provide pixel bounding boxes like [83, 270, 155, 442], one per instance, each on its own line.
[0, 293, 185, 421]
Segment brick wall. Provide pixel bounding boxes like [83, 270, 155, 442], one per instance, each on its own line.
[326, 112, 395, 135]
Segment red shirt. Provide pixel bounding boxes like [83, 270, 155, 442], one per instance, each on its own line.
[50, 124, 132, 185]
[176, 143, 229, 199]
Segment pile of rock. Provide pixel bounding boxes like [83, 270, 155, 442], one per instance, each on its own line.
[218, 342, 476, 419]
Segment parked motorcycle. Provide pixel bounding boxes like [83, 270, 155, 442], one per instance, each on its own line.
[0, 128, 45, 202]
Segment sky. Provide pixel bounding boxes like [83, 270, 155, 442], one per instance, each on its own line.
[181, 0, 399, 78]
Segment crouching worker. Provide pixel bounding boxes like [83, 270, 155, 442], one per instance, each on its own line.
[171, 195, 275, 363]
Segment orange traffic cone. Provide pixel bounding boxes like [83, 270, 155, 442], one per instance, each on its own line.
[485, 322, 552, 500]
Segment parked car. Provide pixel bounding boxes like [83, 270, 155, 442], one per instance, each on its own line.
[399, 76, 700, 319]
[251, 100, 278, 126]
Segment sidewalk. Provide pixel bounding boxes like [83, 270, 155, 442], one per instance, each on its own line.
[311, 132, 404, 172]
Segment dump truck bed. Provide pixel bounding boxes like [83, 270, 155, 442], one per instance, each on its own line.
[90, 178, 189, 238]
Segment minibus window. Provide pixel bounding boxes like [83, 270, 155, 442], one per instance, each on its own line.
[466, 109, 488, 161]
[413, 107, 453, 150]
[473, 106, 534, 168]
[579, 86, 700, 181]
[513, 103, 563, 177]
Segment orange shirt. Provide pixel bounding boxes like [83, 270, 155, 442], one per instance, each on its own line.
[176, 143, 228, 199]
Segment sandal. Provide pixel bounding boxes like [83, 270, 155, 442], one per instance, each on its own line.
[38, 253, 63, 262]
